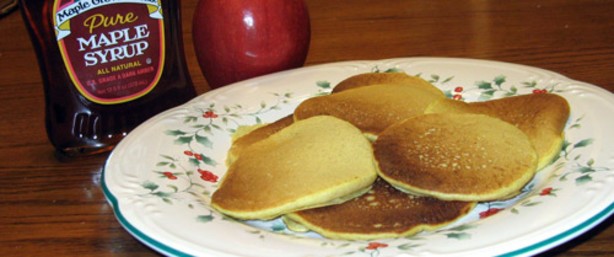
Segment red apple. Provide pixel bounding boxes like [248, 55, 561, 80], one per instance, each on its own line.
[192, 0, 311, 89]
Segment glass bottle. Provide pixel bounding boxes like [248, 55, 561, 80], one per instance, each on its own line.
[18, 0, 196, 156]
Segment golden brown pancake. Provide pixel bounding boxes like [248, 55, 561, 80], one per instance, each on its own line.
[226, 115, 294, 165]
[425, 93, 570, 170]
[294, 83, 445, 137]
[374, 113, 538, 201]
[332, 72, 444, 97]
[284, 178, 475, 240]
[212, 116, 378, 220]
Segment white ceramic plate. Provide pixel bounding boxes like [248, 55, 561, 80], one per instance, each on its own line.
[103, 57, 614, 257]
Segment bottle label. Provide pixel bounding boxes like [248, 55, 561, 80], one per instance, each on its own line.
[53, 0, 165, 104]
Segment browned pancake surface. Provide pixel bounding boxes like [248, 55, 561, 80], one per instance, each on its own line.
[226, 115, 294, 165]
[332, 72, 444, 97]
[425, 93, 570, 170]
[212, 116, 378, 220]
[286, 179, 475, 240]
[294, 83, 444, 135]
[374, 113, 538, 201]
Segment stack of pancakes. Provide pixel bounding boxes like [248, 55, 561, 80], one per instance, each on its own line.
[211, 72, 570, 240]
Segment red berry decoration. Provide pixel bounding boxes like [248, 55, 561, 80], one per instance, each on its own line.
[479, 208, 503, 219]
[366, 242, 388, 250]
[163, 171, 177, 180]
[198, 169, 219, 183]
[540, 187, 554, 196]
[203, 111, 218, 118]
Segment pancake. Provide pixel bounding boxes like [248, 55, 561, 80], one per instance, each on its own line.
[211, 115, 378, 220]
[226, 115, 294, 165]
[332, 72, 444, 97]
[425, 93, 570, 170]
[374, 113, 538, 201]
[284, 178, 476, 240]
[294, 83, 445, 137]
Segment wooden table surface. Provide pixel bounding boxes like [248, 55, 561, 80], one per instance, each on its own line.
[1, 0, 613, 256]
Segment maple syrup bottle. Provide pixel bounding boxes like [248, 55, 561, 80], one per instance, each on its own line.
[19, 0, 196, 156]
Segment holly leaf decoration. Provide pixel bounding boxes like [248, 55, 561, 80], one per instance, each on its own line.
[174, 136, 193, 145]
[165, 129, 187, 136]
[195, 134, 213, 148]
[152, 191, 172, 198]
[200, 155, 217, 166]
[197, 214, 214, 223]
[316, 81, 331, 89]
[142, 181, 159, 192]
[493, 75, 506, 86]
[446, 232, 471, 240]
[476, 81, 493, 89]
[397, 243, 421, 250]
[576, 174, 592, 185]
[184, 116, 198, 123]
[385, 67, 403, 73]
[578, 166, 595, 174]
[430, 74, 440, 83]
[573, 138, 594, 148]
